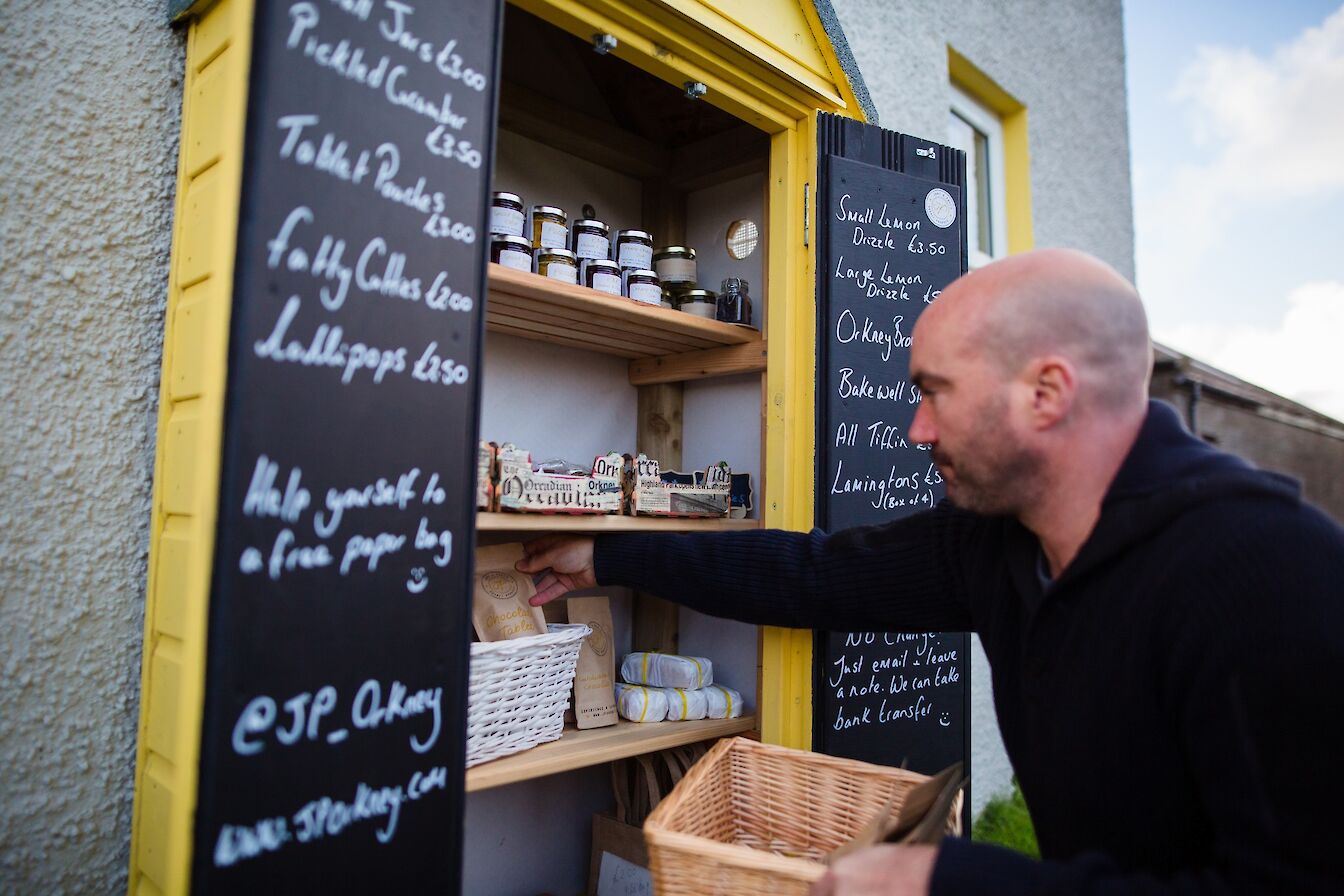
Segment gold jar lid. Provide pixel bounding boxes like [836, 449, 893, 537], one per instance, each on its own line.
[536, 247, 577, 262]
[653, 246, 696, 260]
[679, 288, 716, 302]
[532, 205, 566, 218]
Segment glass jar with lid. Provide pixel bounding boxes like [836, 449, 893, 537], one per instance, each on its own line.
[653, 246, 697, 287]
[717, 277, 753, 326]
[490, 235, 533, 272]
[571, 219, 611, 262]
[582, 259, 622, 296]
[615, 229, 654, 271]
[490, 191, 525, 237]
[535, 247, 578, 284]
[678, 288, 717, 319]
[623, 269, 662, 305]
[530, 205, 568, 250]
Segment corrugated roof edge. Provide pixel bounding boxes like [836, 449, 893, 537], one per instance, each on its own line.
[812, 0, 878, 124]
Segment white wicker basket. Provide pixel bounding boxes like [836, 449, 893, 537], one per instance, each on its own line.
[466, 623, 590, 767]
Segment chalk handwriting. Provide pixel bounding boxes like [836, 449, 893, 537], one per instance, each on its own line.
[211, 763, 450, 865]
[253, 296, 409, 385]
[834, 310, 913, 363]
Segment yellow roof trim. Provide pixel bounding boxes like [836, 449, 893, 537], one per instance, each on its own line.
[652, 0, 863, 115]
[659, 1, 840, 106]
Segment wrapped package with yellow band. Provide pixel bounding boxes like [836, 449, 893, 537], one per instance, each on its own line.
[615, 683, 669, 723]
[620, 652, 713, 689]
[703, 684, 743, 720]
[659, 687, 708, 721]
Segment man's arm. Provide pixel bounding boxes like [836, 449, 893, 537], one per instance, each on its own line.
[518, 502, 981, 633]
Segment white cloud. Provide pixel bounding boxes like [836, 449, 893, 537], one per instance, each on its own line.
[1156, 280, 1344, 422]
[1134, 5, 1344, 423]
[1136, 5, 1344, 261]
[1171, 5, 1344, 198]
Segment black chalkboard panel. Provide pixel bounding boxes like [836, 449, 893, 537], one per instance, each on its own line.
[813, 113, 971, 825]
[191, 1, 501, 891]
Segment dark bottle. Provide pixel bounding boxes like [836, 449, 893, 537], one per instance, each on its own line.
[717, 277, 753, 326]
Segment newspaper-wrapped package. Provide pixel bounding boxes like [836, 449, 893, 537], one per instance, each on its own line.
[628, 455, 732, 518]
[496, 444, 624, 514]
[620, 652, 713, 689]
[476, 441, 497, 510]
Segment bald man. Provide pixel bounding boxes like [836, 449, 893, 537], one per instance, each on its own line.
[519, 249, 1344, 895]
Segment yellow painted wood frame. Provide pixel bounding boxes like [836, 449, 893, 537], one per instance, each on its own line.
[130, 0, 254, 892]
[948, 47, 1036, 254]
[511, 0, 868, 750]
[131, 2, 866, 889]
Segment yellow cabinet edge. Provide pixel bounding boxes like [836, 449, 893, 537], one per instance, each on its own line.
[129, 0, 253, 892]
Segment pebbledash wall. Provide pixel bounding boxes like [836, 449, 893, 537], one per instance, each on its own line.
[0, 0, 1132, 891]
[0, 3, 186, 893]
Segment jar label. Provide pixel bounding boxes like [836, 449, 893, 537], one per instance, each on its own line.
[591, 272, 622, 295]
[498, 248, 532, 272]
[575, 233, 610, 260]
[490, 206, 525, 237]
[656, 257, 696, 283]
[618, 243, 653, 270]
[544, 261, 578, 284]
[540, 221, 567, 249]
[628, 282, 662, 305]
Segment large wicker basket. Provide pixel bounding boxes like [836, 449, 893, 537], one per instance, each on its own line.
[466, 623, 589, 767]
[643, 737, 963, 895]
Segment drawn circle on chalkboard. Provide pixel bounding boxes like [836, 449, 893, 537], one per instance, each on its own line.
[482, 571, 520, 600]
[925, 188, 957, 228]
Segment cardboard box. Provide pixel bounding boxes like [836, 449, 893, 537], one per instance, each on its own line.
[587, 813, 650, 896]
[497, 444, 624, 514]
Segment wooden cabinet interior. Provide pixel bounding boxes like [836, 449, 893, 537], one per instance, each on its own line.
[465, 11, 768, 890]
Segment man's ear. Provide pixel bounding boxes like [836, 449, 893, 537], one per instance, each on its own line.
[1025, 355, 1076, 428]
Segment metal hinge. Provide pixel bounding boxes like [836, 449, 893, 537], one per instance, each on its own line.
[803, 182, 810, 248]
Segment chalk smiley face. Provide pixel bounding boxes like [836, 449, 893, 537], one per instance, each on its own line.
[406, 566, 429, 594]
[939, 712, 951, 728]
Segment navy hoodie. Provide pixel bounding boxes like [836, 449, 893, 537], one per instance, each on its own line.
[594, 401, 1344, 893]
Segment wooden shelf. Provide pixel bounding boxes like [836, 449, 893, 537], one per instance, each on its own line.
[486, 264, 764, 367]
[477, 512, 760, 533]
[465, 716, 757, 792]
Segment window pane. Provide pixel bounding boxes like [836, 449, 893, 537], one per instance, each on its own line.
[973, 128, 992, 255]
[947, 111, 993, 259]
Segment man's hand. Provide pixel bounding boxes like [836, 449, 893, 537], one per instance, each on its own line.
[810, 844, 938, 896]
[516, 535, 598, 605]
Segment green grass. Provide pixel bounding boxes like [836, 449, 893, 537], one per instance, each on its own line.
[971, 779, 1040, 859]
